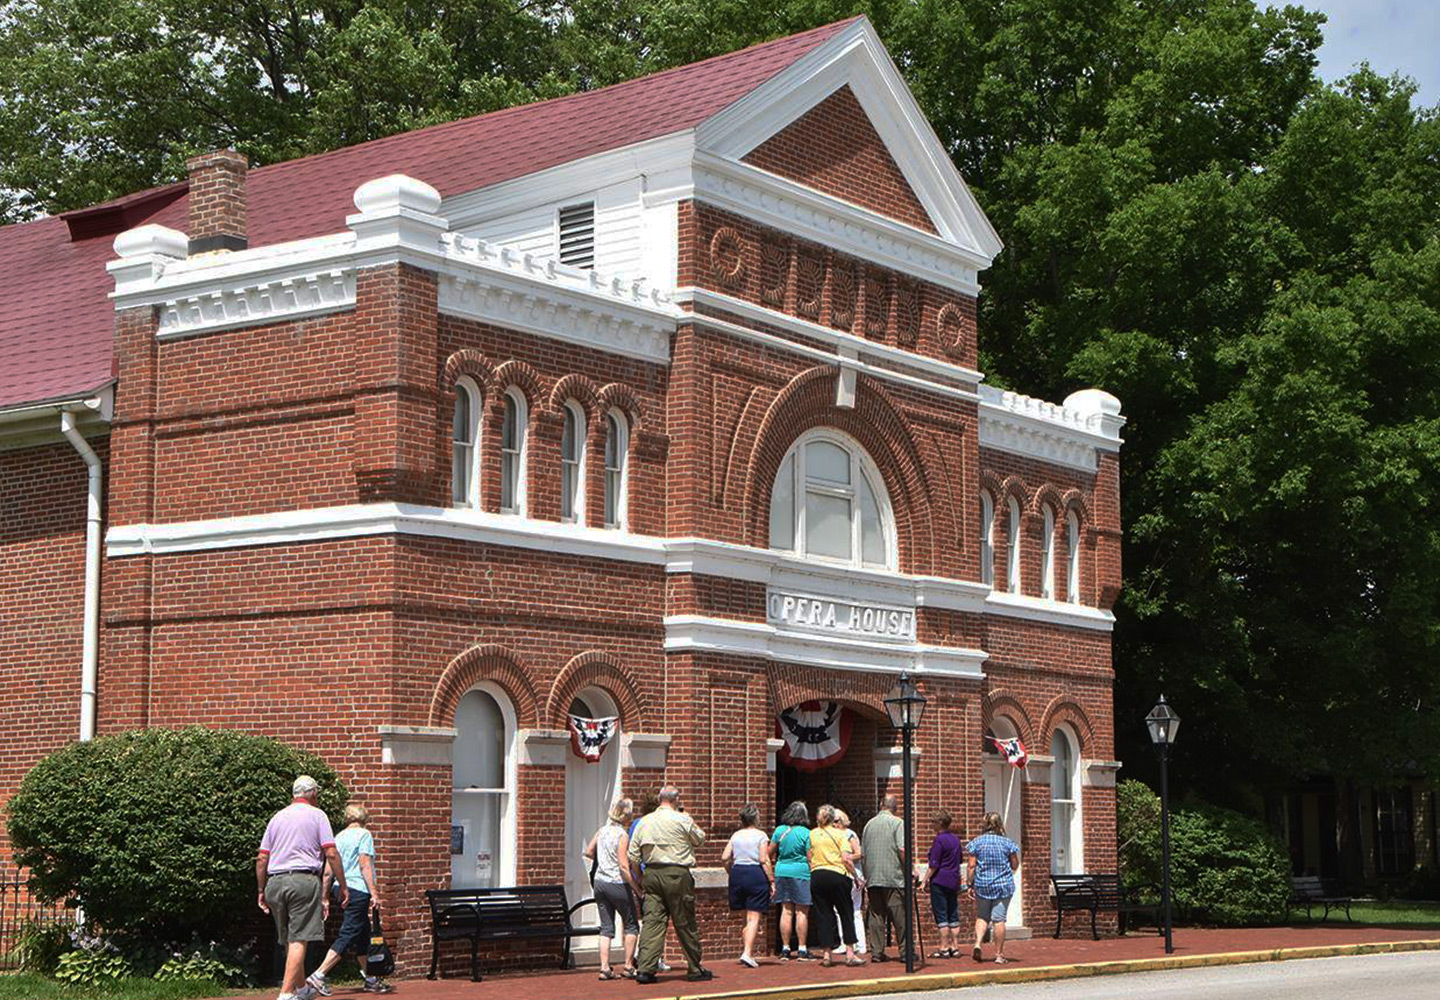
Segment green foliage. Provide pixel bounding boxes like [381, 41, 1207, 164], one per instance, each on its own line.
[0, 972, 228, 1000]
[54, 949, 131, 987]
[12, 918, 74, 975]
[6, 727, 346, 940]
[153, 939, 257, 987]
[1116, 779, 1161, 887]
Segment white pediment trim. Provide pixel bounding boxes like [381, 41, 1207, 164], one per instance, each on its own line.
[696, 16, 1003, 264]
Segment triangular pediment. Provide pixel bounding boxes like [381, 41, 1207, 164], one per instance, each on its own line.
[696, 18, 1002, 265]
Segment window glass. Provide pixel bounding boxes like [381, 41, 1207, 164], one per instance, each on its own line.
[452, 687, 510, 889]
[1051, 729, 1079, 874]
[454, 689, 504, 790]
[858, 472, 884, 566]
[501, 393, 523, 512]
[805, 492, 853, 561]
[769, 432, 894, 569]
[769, 453, 796, 550]
[603, 413, 625, 528]
[1041, 506, 1056, 599]
[980, 493, 995, 586]
[452, 380, 478, 507]
[561, 404, 583, 522]
[1067, 512, 1080, 603]
[806, 440, 851, 484]
[1007, 499, 1022, 594]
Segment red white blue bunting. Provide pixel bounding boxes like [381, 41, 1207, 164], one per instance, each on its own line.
[776, 701, 854, 772]
[568, 715, 620, 763]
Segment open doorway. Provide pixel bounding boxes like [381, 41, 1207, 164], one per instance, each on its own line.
[565, 687, 623, 958]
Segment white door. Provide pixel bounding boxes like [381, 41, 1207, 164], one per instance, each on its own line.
[565, 690, 622, 953]
[982, 755, 1024, 927]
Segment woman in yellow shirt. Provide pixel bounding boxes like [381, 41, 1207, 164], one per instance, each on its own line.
[807, 804, 865, 967]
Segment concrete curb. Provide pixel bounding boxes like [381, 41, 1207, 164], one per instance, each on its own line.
[675, 938, 1440, 1000]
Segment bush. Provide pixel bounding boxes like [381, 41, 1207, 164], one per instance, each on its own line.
[7, 727, 347, 940]
[1115, 779, 1290, 925]
[154, 938, 258, 987]
[12, 918, 73, 974]
[54, 931, 130, 987]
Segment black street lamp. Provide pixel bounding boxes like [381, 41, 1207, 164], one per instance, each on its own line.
[1146, 695, 1181, 955]
[885, 671, 928, 974]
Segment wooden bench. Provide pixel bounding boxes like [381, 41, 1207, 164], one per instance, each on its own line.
[425, 885, 601, 981]
[1050, 873, 1162, 940]
[1287, 875, 1352, 923]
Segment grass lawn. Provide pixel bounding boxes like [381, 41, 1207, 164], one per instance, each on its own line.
[0, 973, 233, 999]
[1345, 900, 1440, 928]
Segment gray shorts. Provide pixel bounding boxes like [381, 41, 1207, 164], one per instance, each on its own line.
[265, 872, 324, 944]
[594, 879, 639, 937]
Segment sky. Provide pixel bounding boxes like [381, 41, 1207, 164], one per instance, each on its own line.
[1305, 0, 1440, 107]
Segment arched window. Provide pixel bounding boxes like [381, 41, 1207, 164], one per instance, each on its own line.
[603, 410, 628, 529]
[1050, 727, 1082, 874]
[1006, 498, 1022, 594]
[1040, 505, 1056, 600]
[768, 430, 895, 570]
[451, 377, 481, 508]
[560, 401, 586, 523]
[980, 492, 995, 587]
[452, 685, 517, 888]
[500, 389, 527, 515]
[1066, 511, 1081, 603]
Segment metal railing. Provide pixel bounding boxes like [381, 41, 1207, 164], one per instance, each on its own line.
[0, 869, 69, 970]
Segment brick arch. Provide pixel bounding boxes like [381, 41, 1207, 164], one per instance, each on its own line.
[493, 359, 550, 414]
[546, 651, 648, 731]
[978, 470, 1004, 503]
[1059, 488, 1090, 527]
[549, 373, 601, 420]
[998, 474, 1030, 509]
[766, 661, 899, 722]
[980, 689, 1036, 747]
[442, 349, 497, 393]
[1030, 483, 1066, 518]
[739, 367, 942, 574]
[1039, 696, 1097, 755]
[429, 643, 541, 728]
[596, 382, 646, 431]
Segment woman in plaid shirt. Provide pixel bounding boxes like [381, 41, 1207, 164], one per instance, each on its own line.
[965, 812, 1020, 964]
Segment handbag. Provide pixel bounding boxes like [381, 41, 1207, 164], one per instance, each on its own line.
[366, 906, 395, 978]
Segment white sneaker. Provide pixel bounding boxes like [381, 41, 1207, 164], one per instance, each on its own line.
[740, 954, 759, 968]
[277, 994, 297, 1000]
[307, 973, 333, 997]
[658, 959, 673, 972]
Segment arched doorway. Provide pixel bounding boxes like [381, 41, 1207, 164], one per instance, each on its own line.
[982, 716, 1025, 927]
[565, 687, 623, 953]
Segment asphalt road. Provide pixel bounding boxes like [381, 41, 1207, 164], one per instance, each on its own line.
[871, 951, 1440, 999]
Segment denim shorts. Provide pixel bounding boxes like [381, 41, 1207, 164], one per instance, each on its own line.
[977, 895, 1011, 923]
[774, 875, 812, 906]
[331, 888, 371, 954]
[929, 883, 960, 927]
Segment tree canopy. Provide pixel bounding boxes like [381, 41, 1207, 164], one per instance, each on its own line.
[3, 0, 1437, 800]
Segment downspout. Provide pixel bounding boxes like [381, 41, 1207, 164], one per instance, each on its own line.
[60, 410, 102, 741]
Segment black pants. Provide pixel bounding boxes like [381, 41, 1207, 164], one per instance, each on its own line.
[811, 869, 857, 950]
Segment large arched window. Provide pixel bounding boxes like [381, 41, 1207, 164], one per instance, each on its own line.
[452, 377, 481, 508]
[1006, 498, 1022, 594]
[769, 430, 895, 570]
[603, 410, 628, 529]
[499, 388, 527, 515]
[452, 685, 517, 888]
[1040, 505, 1056, 600]
[560, 401, 586, 523]
[1066, 511, 1081, 604]
[1050, 727, 1082, 874]
[980, 492, 995, 587]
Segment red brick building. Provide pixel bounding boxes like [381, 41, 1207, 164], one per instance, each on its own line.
[0, 17, 1126, 970]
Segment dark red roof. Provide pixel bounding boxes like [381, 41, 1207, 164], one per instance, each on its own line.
[0, 19, 853, 411]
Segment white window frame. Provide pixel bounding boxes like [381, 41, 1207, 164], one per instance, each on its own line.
[1050, 726, 1083, 875]
[768, 428, 898, 571]
[451, 681, 519, 887]
[980, 492, 995, 587]
[1007, 498, 1022, 594]
[451, 377, 481, 508]
[1040, 505, 1056, 600]
[560, 400, 587, 524]
[1067, 510, 1081, 604]
[499, 387, 527, 515]
[602, 408, 629, 530]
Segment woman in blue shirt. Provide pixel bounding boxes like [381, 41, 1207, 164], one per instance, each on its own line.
[309, 804, 393, 995]
[769, 800, 814, 961]
[965, 811, 1020, 964]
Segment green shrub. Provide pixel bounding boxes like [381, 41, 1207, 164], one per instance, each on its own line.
[6, 727, 346, 940]
[1116, 779, 1162, 888]
[154, 938, 258, 987]
[12, 918, 73, 974]
[54, 947, 130, 987]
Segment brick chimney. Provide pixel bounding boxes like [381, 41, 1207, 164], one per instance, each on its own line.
[185, 149, 248, 254]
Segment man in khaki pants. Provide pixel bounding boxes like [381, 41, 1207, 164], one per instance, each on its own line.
[627, 786, 711, 983]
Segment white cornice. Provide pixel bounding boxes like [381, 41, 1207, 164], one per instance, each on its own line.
[692, 153, 982, 295]
[977, 384, 1122, 472]
[662, 614, 986, 679]
[158, 268, 355, 339]
[0, 386, 113, 450]
[984, 590, 1115, 632]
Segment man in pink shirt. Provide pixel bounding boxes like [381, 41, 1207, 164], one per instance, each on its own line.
[258, 775, 349, 1000]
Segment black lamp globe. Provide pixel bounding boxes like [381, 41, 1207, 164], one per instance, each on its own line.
[885, 671, 927, 730]
[1146, 695, 1180, 746]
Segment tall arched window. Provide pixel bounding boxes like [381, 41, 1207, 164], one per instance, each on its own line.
[1006, 498, 1022, 594]
[452, 685, 516, 888]
[560, 401, 586, 523]
[1050, 727, 1082, 874]
[500, 389, 527, 515]
[1040, 505, 1056, 600]
[452, 377, 481, 507]
[603, 410, 628, 529]
[769, 430, 895, 570]
[980, 493, 995, 587]
[1066, 511, 1081, 603]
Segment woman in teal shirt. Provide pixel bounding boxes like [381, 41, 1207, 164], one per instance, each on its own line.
[770, 800, 814, 961]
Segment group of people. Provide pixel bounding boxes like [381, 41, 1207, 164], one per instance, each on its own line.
[586, 786, 1023, 982]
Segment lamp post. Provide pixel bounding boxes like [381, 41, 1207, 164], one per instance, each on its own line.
[1145, 695, 1180, 955]
[885, 671, 927, 974]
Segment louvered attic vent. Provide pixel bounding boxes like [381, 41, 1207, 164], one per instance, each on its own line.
[558, 202, 596, 269]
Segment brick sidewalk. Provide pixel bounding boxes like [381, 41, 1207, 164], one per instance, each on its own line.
[259, 925, 1440, 1000]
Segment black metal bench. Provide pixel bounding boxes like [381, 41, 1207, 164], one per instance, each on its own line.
[1287, 875, 1352, 923]
[425, 885, 600, 981]
[1051, 873, 1162, 940]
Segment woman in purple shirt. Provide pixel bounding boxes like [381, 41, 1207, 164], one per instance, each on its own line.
[919, 810, 965, 958]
